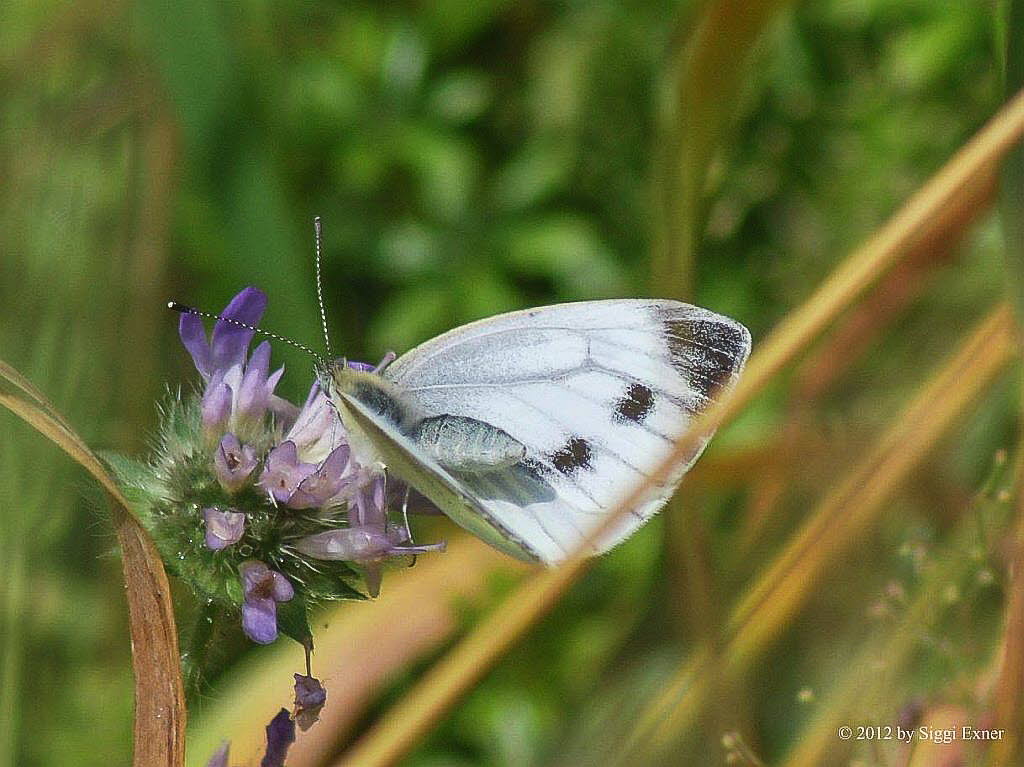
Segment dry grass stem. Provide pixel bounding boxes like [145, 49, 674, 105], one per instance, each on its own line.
[614, 305, 1017, 764]
[781, 486, 1010, 766]
[989, 458, 1024, 763]
[0, 366, 186, 767]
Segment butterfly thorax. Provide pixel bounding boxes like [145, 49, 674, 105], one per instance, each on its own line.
[325, 365, 412, 469]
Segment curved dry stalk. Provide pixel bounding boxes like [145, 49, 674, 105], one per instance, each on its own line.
[0, 366, 186, 767]
[990, 457, 1024, 765]
[612, 305, 1017, 765]
[991, 5, 1024, 762]
[331, 89, 1024, 767]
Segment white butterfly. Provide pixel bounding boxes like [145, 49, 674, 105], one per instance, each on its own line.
[324, 299, 750, 565]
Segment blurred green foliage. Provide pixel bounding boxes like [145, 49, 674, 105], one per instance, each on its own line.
[0, 0, 1017, 765]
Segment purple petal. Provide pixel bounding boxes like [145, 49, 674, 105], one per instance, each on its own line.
[242, 596, 279, 644]
[294, 525, 446, 562]
[294, 674, 327, 708]
[351, 474, 387, 528]
[236, 341, 272, 419]
[240, 561, 295, 603]
[284, 384, 346, 463]
[258, 441, 318, 504]
[205, 742, 230, 767]
[240, 560, 271, 593]
[239, 562, 292, 642]
[297, 380, 321, 411]
[268, 394, 301, 428]
[269, 570, 295, 602]
[210, 287, 267, 374]
[293, 526, 393, 560]
[260, 709, 296, 767]
[266, 366, 285, 397]
[372, 473, 385, 510]
[203, 508, 246, 550]
[293, 674, 327, 732]
[287, 445, 350, 509]
[214, 434, 258, 493]
[344, 352, 396, 373]
[202, 377, 232, 434]
[179, 313, 213, 379]
[363, 564, 383, 599]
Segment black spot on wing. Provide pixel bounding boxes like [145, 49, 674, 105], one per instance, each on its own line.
[550, 437, 592, 476]
[662, 318, 747, 398]
[614, 382, 654, 424]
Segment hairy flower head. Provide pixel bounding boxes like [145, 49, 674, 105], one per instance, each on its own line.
[109, 286, 444, 649]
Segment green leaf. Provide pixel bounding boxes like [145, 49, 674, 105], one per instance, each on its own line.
[501, 215, 625, 298]
[277, 593, 313, 647]
[489, 141, 573, 213]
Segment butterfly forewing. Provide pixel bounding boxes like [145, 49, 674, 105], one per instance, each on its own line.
[361, 299, 751, 564]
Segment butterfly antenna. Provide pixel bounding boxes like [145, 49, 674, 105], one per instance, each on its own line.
[313, 216, 333, 360]
[167, 302, 326, 368]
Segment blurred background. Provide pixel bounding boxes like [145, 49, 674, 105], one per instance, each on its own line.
[1, 0, 1018, 765]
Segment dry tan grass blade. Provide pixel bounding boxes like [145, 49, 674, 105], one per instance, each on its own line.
[990, 458, 1024, 762]
[331, 89, 1024, 767]
[0, 369, 186, 767]
[780, 456, 1019, 766]
[612, 305, 1017, 765]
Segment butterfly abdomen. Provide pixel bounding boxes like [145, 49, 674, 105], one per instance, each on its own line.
[412, 415, 526, 474]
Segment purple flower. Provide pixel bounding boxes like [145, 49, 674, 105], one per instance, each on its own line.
[236, 341, 285, 422]
[214, 434, 258, 493]
[345, 351, 396, 373]
[294, 524, 445, 597]
[203, 508, 246, 550]
[332, 469, 387, 528]
[240, 561, 294, 644]
[260, 709, 296, 767]
[179, 287, 288, 439]
[287, 445, 349, 509]
[258, 441, 318, 504]
[294, 525, 444, 561]
[258, 440, 350, 509]
[201, 371, 234, 435]
[293, 674, 327, 731]
[179, 286, 267, 382]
